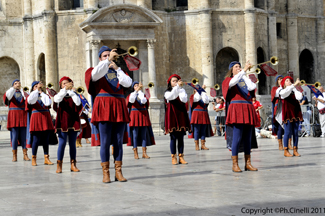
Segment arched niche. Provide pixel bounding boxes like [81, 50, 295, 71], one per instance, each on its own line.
[0, 56, 20, 106]
[215, 47, 239, 92]
[257, 47, 266, 94]
[299, 49, 314, 84]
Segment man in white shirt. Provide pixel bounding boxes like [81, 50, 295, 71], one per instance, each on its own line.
[313, 86, 325, 137]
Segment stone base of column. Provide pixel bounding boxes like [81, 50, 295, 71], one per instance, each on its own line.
[148, 100, 165, 136]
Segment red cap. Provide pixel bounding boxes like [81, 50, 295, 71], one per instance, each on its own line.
[281, 76, 293, 88]
[59, 76, 73, 86]
[167, 74, 181, 84]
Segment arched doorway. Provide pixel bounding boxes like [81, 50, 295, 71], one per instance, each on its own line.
[215, 47, 239, 94]
[0, 57, 20, 106]
[257, 47, 266, 94]
[37, 53, 46, 84]
[299, 49, 314, 84]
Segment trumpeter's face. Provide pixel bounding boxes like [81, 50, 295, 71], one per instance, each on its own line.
[133, 83, 139, 91]
[277, 77, 283, 87]
[170, 77, 179, 87]
[284, 78, 292, 87]
[232, 64, 242, 76]
[100, 51, 110, 61]
[13, 81, 21, 90]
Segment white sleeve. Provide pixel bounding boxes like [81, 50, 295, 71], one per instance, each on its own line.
[116, 68, 132, 88]
[28, 90, 39, 105]
[54, 88, 68, 103]
[91, 59, 111, 82]
[275, 87, 282, 97]
[68, 90, 81, 106]
[138, 91, 147, 104]
[201, 92, 210, 104]
[178, 88, 188, 103]
[193, 92, 201, 102]
[279, 85, 295, 99]
[164, 85, 180, 102]
[5, 87, 16, 101]
[20, 89, 27, 100]
[129, 91, 137, 103]
[293, 88, 303, 101]
[41, 92, 52, 107]
[242, 75, 257, 91]
[229, 70, 246, 88]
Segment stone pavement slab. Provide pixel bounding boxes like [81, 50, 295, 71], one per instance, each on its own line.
[0, 130, 325, 216]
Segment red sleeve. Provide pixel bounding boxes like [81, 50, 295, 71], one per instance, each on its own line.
[271, 86, 277, 103]
[257, 101, 262, 107]
[85, 67, 95, 96]
[222, 77, 231, 101]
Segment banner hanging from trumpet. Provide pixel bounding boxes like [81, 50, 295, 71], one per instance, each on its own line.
[248, 74, 258, 83]
[259, 64, 278, 76]
[306, 85, 323, 98]
[186, 83, 206, 95]
[46, 83, 57, 97]
[210, 88, 217, 97]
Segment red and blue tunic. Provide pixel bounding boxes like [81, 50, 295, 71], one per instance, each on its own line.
[3, 90, 27, 130]
[53, 96, 82, 132]
[126, 94, 151, 127]
[189, 94, 211, 125]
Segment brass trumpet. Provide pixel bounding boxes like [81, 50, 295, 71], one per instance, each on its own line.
[300, 80, 321, 88]
[23, 86, 29, 92]
[47, 83, 54, 89]
[182, 78, 199, 85]
[148, 82, 154, 88]
[115, 46, 138, 59]
[76, 86, 85, 94]
[247, 56, 279, 75]
[214, 84, 220, 91]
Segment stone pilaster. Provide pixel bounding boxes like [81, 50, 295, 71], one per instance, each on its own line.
[316, 0, 325, 83]
[91, 40, 100, 68]
[268, 0, 278, 88]
[147, 39, 159, 102]
[138, 41, 148, 85]
[23, 0, 34, 87]
[287, 0, 299, 77]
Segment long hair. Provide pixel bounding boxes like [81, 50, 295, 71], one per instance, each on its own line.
[165, 76, 179, 92]
[224, 68, 233, 78]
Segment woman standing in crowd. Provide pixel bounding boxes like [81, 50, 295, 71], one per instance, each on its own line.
[213, 97, 225, 136]
[279, 76, 303, 157]
[164, 74, 191, 165]
[126, 81, 155, 159]
[252, 97, 263, 128]
[26, 81, 54, 166]
[53, 76, 82, 173]
[222, 61, 259, 172]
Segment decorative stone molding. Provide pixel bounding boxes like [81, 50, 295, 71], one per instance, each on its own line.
[147, 39, 156, 48]
[112, 9, 134, 23]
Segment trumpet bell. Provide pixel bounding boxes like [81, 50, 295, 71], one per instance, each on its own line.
[255, 68, 261, 74]
[76, 86, 84, 94]
[128, 46, 138, 57]
[270, 56, 279, 66]
[300, 80, 306, 85]
[191, 78, 199, 85]
[214, 84, 220, 91]
[23, 86, 29, 92]
[47, 83, 54, 89]
[148, 82, 154, 88]
[315, 82, 321, 88]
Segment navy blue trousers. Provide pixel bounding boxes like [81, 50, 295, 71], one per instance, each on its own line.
[11, 127, 27, 150]
[98, 122, 126, 162]
[57, 129, 78, 161]
[131, 127, 147, 148]
[274, 121, 284, 139]
[31, 131, 50, 155]
[170, 131, 184, 154]
[193, 124, 207, 140]
[231, 124, 253, 156]
[283, 120, 299, 148]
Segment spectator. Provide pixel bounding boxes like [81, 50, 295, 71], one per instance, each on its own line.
[313, 86, 325, 138]
[212, 97, 225, 136]
[299, 95, 311, 137]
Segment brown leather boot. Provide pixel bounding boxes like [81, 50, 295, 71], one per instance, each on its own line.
[231, 156, 242, 172]
[244, 155, 258, 171]
[76, 138, 82, 148]
[56, 160, 62, 173]
[32, 155, 37, 166]
[12, 150, 17, 162]
[133, 148, 139, 159]
[288, 138, 293, 150]
[201, 140, 209, 150]
[44, 155, 54, 165]
[284, 147, 293, 157]
[194, 140, 200, 151]
[171, 154, 177, 165]
[101, 161, 111, 183]
[142, 147, 150, 159]
[278, 139, 283, 150]
[178, 153, 188, 164]
[23, 149, 30, 161]
[115, 161, 127, 182]
[71, 159, 80, 172]
[293, 146, 301, 157]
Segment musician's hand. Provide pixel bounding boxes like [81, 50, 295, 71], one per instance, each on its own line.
[178, 80, 183, 87]
[38, 82, 44, 92]
[65, 82, 73, 90]
[108, 61, 119, 70]
[312, 96, 317, 101]
[293, 78, 300, 87]
[138, 83, 143, 90]
[202, 85, 206, 89]
[108, 49, 118, 62]
[244, 60, 252, 72]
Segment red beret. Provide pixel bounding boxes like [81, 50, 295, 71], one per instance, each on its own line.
[167, 74, 181, 84]
[281, 76, 293, 88]
[59, 76, 73, 87]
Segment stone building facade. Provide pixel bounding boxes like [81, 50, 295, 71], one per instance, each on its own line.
[0, 0, 325, 132]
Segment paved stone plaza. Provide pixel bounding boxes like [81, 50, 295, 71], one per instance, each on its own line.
[0, 130, 324, 216]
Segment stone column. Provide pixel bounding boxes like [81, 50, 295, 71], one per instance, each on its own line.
[23, 0, 35, 87]
[287, 1, 299, 77]
[44, 12, 58, 90]
[137, 0, 152, 10]
[244, 0, 257, 89]
[85, 41, 91, 69]
[200, 9, 214, 99]
[316, 0, 325, 83]
[147, 39, 162, 134]
[268, 0, 278, 88]
[91, 40, 100, 68]
[138, 41, 148, 85]
[147, 39, 159, 102]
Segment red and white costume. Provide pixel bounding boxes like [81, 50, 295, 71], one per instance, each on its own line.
[253, 100, 263, 127]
